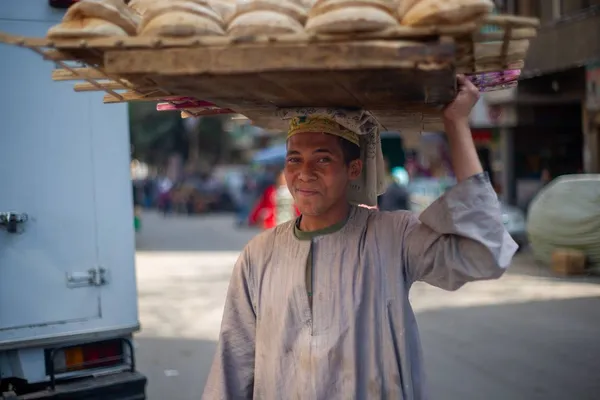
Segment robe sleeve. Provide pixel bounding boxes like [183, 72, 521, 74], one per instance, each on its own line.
[401, 173, 518, 291]
[202, 247, 256, 399]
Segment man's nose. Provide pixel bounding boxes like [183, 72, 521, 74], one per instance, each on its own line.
[298, 163, 316, 181]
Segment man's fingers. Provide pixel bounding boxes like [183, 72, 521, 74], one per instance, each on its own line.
[465, 77, 477, 91]
[456, 74, 474, 90]
[457, 74, 480, 98]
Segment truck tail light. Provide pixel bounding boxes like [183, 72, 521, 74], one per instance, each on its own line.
[47, 339, 125, 374]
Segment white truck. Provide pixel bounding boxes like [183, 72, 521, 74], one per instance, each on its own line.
[0, 1, 147, 398]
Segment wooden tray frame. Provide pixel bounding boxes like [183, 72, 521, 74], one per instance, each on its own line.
[0, 14, 539, 130]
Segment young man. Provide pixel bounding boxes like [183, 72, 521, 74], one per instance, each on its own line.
[203, 76, 518, 399]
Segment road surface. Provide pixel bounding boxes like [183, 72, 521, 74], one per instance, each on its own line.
[134, 211, 600, 400]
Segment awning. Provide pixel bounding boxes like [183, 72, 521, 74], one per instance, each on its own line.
[252, 143, 287, 164]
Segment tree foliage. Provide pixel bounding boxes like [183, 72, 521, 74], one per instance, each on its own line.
[128, 102, 187, 165]
[129, 103, 232, 169]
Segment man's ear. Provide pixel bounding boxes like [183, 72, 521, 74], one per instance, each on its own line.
[348, 159, 363, 180]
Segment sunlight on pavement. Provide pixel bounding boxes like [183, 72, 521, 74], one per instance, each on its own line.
[136, 251, 600, 342]
[410, 275, 600, 312]
[136, 251, 239, 341]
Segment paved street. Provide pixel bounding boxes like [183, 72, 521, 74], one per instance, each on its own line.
[134, 211, 600, 400]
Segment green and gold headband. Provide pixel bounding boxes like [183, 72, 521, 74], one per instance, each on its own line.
[287, 116, 360, 147]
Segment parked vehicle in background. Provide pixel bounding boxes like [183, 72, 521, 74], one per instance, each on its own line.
[0, 2, 146, 398]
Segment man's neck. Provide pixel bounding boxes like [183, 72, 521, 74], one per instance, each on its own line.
[299, 201, 351, 232]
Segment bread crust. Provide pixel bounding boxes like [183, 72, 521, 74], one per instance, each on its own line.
[231, 0, 308, 24]
[306, 5, 399, 33]
[139, 11, 226, 36]
[63, 0, 139, 35]
[309, 0, 396, 18]
[401, 0, 494, 26]
[139, 0, 224, 33]
[397, 0, 420, 19]
[47, 17, 129, 38]
[206, 0, 237, 23]
[227, 10, 305, 36]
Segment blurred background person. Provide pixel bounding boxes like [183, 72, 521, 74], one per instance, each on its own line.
[248, 169, 299, 229]
[379, 165, 411, 211]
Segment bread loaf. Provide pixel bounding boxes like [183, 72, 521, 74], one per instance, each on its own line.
[47, 0, 139, 38]
[206, 0, 237, 23]
[138, 0, 226, 36]
[306, 0, 400, 34]
[128, 0, 158, 15]
[288, 0, 317, 10]
[47, 18, 128, 38]
[227, 0, 307, 36]
[228, 10, 305, 36]
[401, 0, 494, 26]
[397, 0, 420, 20]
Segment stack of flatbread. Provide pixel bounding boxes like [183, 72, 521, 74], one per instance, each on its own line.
[305, 0, 400, 34]
[399, 0, 494, 26]
[47, 0, 140, 38]
[227, 0, 308, 36]
[138, 0, 226, 36]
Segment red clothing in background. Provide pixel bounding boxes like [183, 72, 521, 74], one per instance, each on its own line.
[248, 185, 300, 229]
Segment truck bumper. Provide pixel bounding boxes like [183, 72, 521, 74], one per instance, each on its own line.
[16, 371, 146, 400]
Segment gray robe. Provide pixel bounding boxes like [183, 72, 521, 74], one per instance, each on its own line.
[203, 173, 518, 399]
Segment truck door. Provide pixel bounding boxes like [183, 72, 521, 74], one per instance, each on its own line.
[0, 17, 105, 335]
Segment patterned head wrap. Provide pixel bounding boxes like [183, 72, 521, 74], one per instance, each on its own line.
[287, 115, 360, 147]
[277, 108, 386, 207]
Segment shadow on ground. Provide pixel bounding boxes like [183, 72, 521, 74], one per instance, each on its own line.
[417, 296, 600, 400]
[135, 336, 217, 400]
[136, 297, 600, 400]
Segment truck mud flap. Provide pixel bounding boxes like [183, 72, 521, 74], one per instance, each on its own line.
[8, 371, 147, 400]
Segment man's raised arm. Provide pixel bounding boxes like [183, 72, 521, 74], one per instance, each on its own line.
[443, 74, 485, 182]
[399, 75, 518, 290]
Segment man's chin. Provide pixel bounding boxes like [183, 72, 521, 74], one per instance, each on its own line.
[299, 209, 320, 217]
[295, 202, 323, 217]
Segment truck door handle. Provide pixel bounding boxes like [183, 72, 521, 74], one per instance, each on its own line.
[0, 212, 28, 234]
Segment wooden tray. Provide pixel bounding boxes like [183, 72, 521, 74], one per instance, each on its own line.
[0, 14, 539, 131]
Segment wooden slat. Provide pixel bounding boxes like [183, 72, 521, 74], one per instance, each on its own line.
[52, 68, 107, 81]
[483, 15, 540, 28]
[74, 81, 129, 92]
[257, 71, 356, 107]
[74, 81, 161, 93]
[103, 90, 177, 103]
[104, 40, 455, 75]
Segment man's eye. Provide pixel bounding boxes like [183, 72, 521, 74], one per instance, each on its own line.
[318, 158, 331, 163]
[287, 157, 300, 163]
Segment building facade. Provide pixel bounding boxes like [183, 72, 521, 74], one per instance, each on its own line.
[472, 0, 600, 207]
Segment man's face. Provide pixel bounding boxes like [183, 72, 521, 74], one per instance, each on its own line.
[285, 132, 362, 216]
